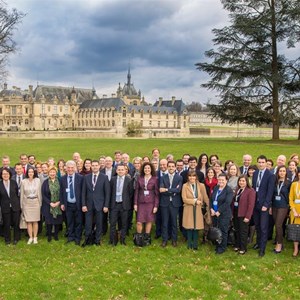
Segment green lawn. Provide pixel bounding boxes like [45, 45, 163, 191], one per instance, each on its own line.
[0, 138, 299, 299]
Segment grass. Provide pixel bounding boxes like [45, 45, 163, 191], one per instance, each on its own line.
[0, 137, 300, 299]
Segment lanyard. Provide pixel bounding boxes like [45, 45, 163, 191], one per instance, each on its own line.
[235, 188, 244, 202]
[277, 181, 284, 196]
[144, 176, 151, 190]
[256, 171, 263, 188]
[215, 189, 222, 202]
[190, 183, 197, 198]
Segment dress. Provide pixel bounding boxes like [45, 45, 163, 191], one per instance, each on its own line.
[20, 178, 42, 222]
[289, 181, 300, 224]
[134, 176, 159, 223]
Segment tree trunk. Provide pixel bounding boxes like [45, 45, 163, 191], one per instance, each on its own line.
[298, 122, 300, 140]
[271, 0, 280, 140]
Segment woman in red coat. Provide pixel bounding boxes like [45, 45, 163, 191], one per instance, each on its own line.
[232, 174, 256, 254]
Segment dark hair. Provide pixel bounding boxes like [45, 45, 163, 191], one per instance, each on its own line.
[176, 159, 183, 164]
[182, 153, 190, 158]
[116, 163, 126, 169]
[275, 166, 289, 185]
[57, 159, 65, 168]
[141, 162, 156, 177]
[167, 160, 176, 166]
[82, 158, 92, 171]
[25, 167, 38, 178]
[91, 160, 99, 164]
[206, 167, 216, 177]
[257, 155, 267, 162]
[1, 167, 12, 179]
[224, 160, 234, 171]
[218, 173, 228, 180]
[266, 159, 274, 166]
[188, 156, 197, 163]
[247, 165, 258, 176]
[238, 174, 251, 189]
[151, 148, 160, 154]
[197, 153, 209, 170]
[209, 154, 219, 165]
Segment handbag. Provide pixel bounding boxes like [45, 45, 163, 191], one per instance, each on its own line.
[207, 219, 223, 245]
[287, 219, 300, 241]
[19, 213, 27, 229]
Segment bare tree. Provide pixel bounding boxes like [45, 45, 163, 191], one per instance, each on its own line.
[0, 1, 25, 81]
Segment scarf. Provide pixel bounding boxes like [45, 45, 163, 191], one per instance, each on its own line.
[49, 178, 62, 218]
[205, 177, 218, 197]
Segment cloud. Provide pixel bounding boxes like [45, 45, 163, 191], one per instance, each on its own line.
[7, 0, 228, 103]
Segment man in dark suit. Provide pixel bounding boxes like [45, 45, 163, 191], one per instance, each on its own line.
[60, 160, 84, 245]
[11, 163, 25, 196]
[159, 161, 183, 247]
[109, 163, 133, 246]
[100, 156, 116, 235]
[181, 156, 205, 184]
[252, 155, 275, 257]
[19, 154, 30, 175]
[239, 154, 252, 175]
[155, 158, 168, 239]
[0, 155, 16, 177]
[82, 160, 110, 246]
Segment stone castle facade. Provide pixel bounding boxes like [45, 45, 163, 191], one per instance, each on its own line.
[0, 70, 189, 136]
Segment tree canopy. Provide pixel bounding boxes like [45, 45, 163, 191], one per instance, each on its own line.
[0, 1, 25, 81]
[196, 0, 300, 140]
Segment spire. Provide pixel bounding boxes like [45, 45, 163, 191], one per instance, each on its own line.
[127, 63, 131, 86]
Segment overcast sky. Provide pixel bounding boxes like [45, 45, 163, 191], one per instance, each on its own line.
[6, 0, 229, 104]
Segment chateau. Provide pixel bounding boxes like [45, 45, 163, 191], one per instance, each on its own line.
[0, 70, 189, 136]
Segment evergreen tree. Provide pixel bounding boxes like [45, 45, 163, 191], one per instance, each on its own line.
[196, 0, 300, 140]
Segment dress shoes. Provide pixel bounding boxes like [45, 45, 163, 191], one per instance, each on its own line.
[252, 244, 260, 250]
[154, 235, 161, 239]
[161, 241, 167, 248]
[172, 241, 177, 247]
[47, 236, 52, 242]
[75, 241, 80, 246]
[13, 240, 18, 245]
[258, 250, 265, 257]
[94, 241, 101, 246]
[120, 239, 126, 246]
[239, 250, 246, 255]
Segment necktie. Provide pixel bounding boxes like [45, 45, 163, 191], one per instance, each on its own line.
[169, 175, 173, 187]
[69, 176, 74, 198]
[93, 174, 97, 189]
[117, 176, 123, 193]
[17, 176, 21, 186]
[259, 171, 262, 181]
[244, 167, 248, 174]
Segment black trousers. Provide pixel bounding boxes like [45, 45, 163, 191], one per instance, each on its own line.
[161, 203, 179, 242]
[155, 206, 162, 237]
[85, 203, 103, 244]
[213, 215, 231, 252]
[66, 203, 83, 243]
[110, 203, 128, 243]
[233, 211, 249, 251]
[253, 207, 269, 252]
[2, 209, 20, 243]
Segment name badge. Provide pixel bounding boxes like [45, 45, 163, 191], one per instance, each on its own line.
[234, 201, 239, 207]
[213, 201, 218, 206]
[295, 199, 300, 204]
[256, 187, 259, 192]
[275, 196, 281, 201]
[66, 188, 70, 193]
[144, 190, 149, 196]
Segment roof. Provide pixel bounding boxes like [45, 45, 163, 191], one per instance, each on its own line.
[126, 104, 177, 113]
[153, 99, 186, 114]
[33, 85, 96, 103]
[79, 98, 126, 110]
[0, 89, 24, 98]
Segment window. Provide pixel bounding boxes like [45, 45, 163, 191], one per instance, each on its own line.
[65, 105, 68, 113]
[131, 110, 134, 117]
[48, 119, 51, 125]
[25, 107, 28, 114]
[158, 121, 160, 127]
[149, 111, 152, 119]
[107, 110, 110, 118]
[149, 120, 152, 126]
[60, 119, 63, 125]
[48, 106, 51, 112]
[112, 111, 115, 118]
[103, 111, 105, 118]
[166, 121, 168, 128]
[11, 106, 16, 115]
[112, 120, 115, 127]
[78, 120, 80, 126]
[94, 111, 97, 118]
[53, 105, 57, 114]
[122, 109, 126, 118]
[60, 106, 63, 112]
[140, 110, 143, 118]
[0, 107, 2, 114]
[122, 120, 126, 127]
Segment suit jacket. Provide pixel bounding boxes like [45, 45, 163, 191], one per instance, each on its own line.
[59, 173, 83, 211]
[210, 185, 233, 218]
[159, 173, 183, 207]
[100, 167, 116, 181]
[239, 166, 249, 175]
[181, 168, 204, 184]
[109, 175, 133, 210]
[233, 187, 256, 219]
[252, 169, 275, 209]
[0, 180, 20, 213]
[82, 173, 110, 211]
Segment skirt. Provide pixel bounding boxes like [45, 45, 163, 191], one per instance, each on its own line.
[137, 202, 155, 223]
[23, 197, 41, 222]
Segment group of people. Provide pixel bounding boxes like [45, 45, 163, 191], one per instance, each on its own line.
[0, 150, 299, 257]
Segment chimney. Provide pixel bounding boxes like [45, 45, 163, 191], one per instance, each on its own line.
[111, 93, 116, 97]
[103, 94, 107, 98]
[171, 96, 176, 105]
[29, 85, 33, 94]
[158, 97, 163, 106]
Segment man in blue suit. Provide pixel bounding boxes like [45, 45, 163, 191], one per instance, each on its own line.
[60, 160, 84, 245]
[159, 161, 183, 247]
[252, 155, 275, 257]
[82, 160, 110, 246]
